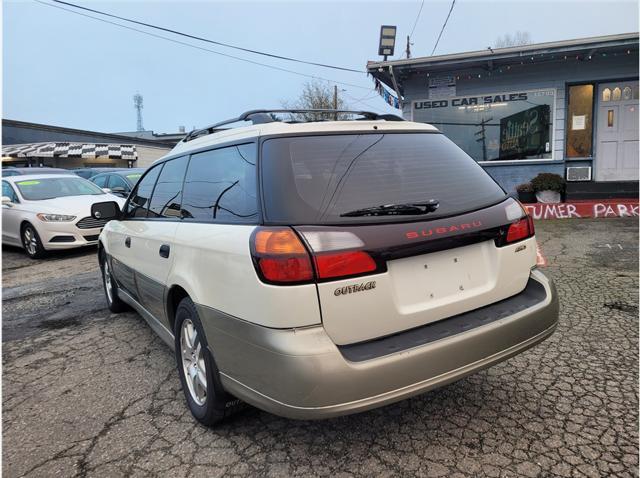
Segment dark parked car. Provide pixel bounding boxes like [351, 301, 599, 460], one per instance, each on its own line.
[3, 167, 70, 177]
[72, 167, 129, 180]
[88, 168, 145, 197]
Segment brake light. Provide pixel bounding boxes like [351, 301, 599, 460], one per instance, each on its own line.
[506, 215, 535, 243]
[250, 228, 381, 285]
[315, 251, 377, 279]
[251, 228, 313, 284]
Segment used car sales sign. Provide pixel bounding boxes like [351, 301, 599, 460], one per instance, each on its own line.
[414, 92, 530, 109]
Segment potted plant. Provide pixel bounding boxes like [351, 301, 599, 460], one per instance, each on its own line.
[515, 182, 536, 203]
[531, 173, 565, 204]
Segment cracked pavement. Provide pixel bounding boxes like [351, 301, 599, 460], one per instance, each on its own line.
[2, 218, 638, 477]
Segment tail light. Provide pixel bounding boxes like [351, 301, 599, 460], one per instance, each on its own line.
[314, 251, 377, 280]
[506, 215, 535, 243]
[250, 227, 381, 285]
[496, 199, 535, 246]
[251, 228, 314, 284]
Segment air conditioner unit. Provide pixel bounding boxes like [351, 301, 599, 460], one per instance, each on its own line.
[566, 166, 592, 182]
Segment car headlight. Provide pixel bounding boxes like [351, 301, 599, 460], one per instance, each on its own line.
[36, 213, 77, 222]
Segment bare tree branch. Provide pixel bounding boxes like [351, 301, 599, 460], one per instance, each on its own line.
[494, 31, 533, 48]
[281, 79, 351, 121]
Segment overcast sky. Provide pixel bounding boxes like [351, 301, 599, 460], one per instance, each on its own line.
[3, 0, 638, 133]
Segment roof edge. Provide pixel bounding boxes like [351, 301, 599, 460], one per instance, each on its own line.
[2, 119, 175, 148]
[367, 32, 639, 70]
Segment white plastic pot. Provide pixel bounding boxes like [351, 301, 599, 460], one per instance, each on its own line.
[535, 190, 561, 204]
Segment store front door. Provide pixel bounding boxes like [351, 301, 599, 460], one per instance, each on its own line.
[595, 81, 639, 181]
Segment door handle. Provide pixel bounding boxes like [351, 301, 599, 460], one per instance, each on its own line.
[125, 236, 131, 248]
[159, 244, 170, 258]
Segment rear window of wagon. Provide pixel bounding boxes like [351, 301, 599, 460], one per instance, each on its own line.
[260, 132, 507, 224]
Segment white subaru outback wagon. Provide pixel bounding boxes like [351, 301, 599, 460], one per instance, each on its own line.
[94, 109, 559, 426]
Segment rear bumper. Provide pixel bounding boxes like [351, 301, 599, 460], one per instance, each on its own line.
[199, 268, 558, 420]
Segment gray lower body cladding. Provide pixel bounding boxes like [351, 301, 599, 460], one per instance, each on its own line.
[198, 268, 559, 420]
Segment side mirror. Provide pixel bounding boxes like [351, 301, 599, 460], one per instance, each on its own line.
[102, 188, 112, 193]
[91, 201, 121, 220]
[2, 196, 13, 207]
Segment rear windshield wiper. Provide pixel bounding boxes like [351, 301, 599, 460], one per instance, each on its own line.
[340, 200, 439, 217]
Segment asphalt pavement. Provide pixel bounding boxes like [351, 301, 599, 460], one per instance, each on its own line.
[2, 218, 638, 477]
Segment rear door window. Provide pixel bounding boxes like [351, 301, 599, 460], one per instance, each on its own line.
[261, 133, 506, 224]
[181, 144, 258, 223]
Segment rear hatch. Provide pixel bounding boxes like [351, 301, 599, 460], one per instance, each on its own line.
[260, 131, 536, 345]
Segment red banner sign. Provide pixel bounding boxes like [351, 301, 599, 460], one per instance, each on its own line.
[524, 201, 639, 220]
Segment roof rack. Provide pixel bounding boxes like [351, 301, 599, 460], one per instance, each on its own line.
[182, 109, 406, 142]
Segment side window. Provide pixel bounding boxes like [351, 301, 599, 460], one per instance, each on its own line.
[109, 175, 129, 192]
[2, 181, 18, 202]
[92, 175, 109, 188]
[147, 156, 189, 218]
[125, 165, 162, 218]
[181, 143, 258, 223]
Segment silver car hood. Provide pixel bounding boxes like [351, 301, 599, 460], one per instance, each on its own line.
[24, 194, 126, 217]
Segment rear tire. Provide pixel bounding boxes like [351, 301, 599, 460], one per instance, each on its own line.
[174, 297, 243, 426]
[21, 223, 45, 259]
[100, 251, 129, 313]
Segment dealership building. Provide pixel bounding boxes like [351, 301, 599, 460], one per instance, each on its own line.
[367, 33, 639, 198]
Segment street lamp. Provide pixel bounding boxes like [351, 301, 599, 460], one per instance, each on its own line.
[378, 25, 397, 61]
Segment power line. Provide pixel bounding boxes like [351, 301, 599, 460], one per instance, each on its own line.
[431, 0, 456, 56]
[49, 0, 364, 73]
[408, 0, 425, 39]
[34, 0, 372, 91]
[341, 91, 389, 114]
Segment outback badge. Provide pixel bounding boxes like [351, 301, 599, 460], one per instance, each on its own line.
[334, 281, 376, 296]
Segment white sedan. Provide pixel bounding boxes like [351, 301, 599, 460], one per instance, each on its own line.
[2, 174, 126, 258]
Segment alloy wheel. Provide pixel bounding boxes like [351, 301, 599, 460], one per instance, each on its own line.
[180, 318, 207, 406]
[23, 227, 38, 256]
[103, 260, 113, 304]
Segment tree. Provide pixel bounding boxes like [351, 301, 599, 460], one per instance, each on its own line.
[494, 31, 533, 48]
[281, 79, 350, 121]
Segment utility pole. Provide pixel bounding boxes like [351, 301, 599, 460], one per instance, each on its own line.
[406, 35, 412, 59]
[333, 85, 338, 120]
[474, 117, 493, 162]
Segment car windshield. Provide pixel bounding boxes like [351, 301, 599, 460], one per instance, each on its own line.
[125, 173, 142, 182]
[261, 132, 507, 224]
[14, 177, 105, 200]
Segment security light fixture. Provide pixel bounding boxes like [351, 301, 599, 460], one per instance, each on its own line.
[378, 25, 397, 60]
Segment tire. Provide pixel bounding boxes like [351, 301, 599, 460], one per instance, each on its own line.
[174, 297, 243, 426]
[100, 250, 129, 313]
[21, 223, 46, 259]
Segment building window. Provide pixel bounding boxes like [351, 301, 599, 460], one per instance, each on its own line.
[412, 89, 554, 162]
[566, 84, 594, 158]
[602, 88, 611, 102]
[612, 87, 622, 101]
[623, 86, 632, 100]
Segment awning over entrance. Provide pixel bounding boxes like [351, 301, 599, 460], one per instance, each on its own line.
[2, 142, 138, 160]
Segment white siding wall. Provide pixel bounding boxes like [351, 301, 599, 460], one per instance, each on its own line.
[136, 145, 172, 168]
